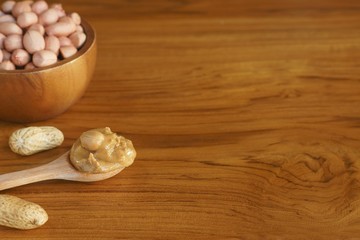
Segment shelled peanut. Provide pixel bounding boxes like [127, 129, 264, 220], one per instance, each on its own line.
[0, 0, 87, 70]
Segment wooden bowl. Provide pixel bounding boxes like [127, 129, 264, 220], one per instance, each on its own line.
[0, 20, 97, 123]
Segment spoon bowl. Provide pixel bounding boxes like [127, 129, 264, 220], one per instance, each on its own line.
[0, 151, 124, 191]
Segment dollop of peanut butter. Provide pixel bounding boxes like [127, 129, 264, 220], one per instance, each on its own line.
[70, 127, 136, 173]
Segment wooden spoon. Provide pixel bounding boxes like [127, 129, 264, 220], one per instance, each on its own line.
[0, 151, 124, 191]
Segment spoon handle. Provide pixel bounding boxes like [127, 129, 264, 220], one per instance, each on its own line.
[0, 154, 68, 191]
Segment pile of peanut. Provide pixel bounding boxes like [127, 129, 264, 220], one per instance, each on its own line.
[0, 0, 86, 70]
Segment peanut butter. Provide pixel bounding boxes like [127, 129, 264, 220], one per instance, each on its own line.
[70, 127, 136, 173]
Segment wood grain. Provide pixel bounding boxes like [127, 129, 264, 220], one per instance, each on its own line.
[1, 0, 360, 239]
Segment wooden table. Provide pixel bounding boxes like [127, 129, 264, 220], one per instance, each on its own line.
[1, 0, 360, 239]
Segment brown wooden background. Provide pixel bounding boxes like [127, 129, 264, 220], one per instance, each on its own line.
[1, 0, 360, 239]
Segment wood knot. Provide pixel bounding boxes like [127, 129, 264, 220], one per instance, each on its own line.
[247, 140, 360, 224]
[254, 141, 360, 186]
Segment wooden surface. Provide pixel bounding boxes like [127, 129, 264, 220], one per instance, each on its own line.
[1, 0, 360, 239]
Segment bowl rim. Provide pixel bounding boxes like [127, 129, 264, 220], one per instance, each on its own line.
[0, 19, 96, 74]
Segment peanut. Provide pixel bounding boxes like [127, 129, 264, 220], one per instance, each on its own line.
[0, 22, 22, 35]
[0, 194, 48, 230]
[69, 31, 86, 48]
[45, 21, 76, 37]
[23, 30, 45, 53]
[0, 14, 15, 23]
[80, 130, 105, 151]
[28, 23, 45, 35]
[4, 33, 22, 52]
[58, 15, 74, 24]
[31, 0, 48, 15]
[11, 48, 30, 66]
[38, 8, 58, 26]
[32, 49, 57, 67]
[44, 35, 59, 54]
[69, 12, 81, 25]
[76, 24, 83, 33]
[11, 1, 31, 17]
[1, 1, 15, 13]
[9, 126, 64, 156]
[17, 11, 37, 28]
[58, 36, 72, 47]
[60, 45, 77, 58]
[24, 61, 35, 69]
[49, 4, 65, 17]
[0, 60, 15, 70]
[2, 49, 11, 60]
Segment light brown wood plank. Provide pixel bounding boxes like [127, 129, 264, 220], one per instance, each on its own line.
[1, 0, 360, 239]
